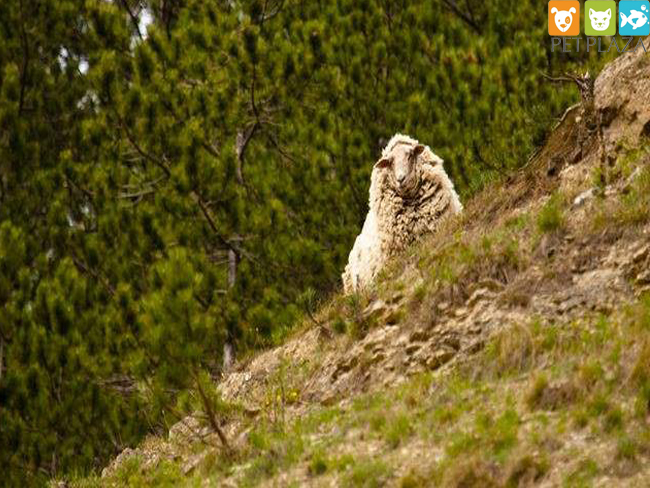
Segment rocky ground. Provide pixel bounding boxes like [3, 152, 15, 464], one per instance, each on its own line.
[70, 41, 650, 488]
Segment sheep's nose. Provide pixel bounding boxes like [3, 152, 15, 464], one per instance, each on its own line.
[397, 175, 406, 184]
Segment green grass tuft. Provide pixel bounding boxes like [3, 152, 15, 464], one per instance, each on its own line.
[537, 192, 566, 234]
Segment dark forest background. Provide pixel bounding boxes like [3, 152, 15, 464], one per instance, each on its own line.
[0, 0, 614, 484]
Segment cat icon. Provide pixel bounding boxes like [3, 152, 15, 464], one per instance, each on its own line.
[585, 1, 617, 36]
[589, 8, 612, 30]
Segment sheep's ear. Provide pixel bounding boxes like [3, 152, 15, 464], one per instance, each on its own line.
[412, 145, 425, 157]
[374, 158, 391, 169]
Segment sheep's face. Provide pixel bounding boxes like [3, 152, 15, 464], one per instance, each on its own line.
[375, 144, 425, 198]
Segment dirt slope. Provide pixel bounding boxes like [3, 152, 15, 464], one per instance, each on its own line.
[81, 42, 650, 488]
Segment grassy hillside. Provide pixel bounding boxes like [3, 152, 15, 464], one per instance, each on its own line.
[63, 46, 650, 487]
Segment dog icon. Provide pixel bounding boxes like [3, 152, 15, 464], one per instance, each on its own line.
[552, 6, 577, 32]
[549, 1, 581, 35]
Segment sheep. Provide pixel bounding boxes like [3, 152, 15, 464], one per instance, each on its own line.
[342, 134, 463, 294]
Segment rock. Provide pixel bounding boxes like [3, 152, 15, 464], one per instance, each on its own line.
[426, 349, 455, 370]
[632, 246, 649, 264]
[558, 296, 584, 314]
[467, 288, 492, 308]
[242, 404, 262, 418]
[169, 416, 206, 443]
[389, 292, 404, 304]
[320, 392, 339, 406]
[636, 270, 650, 285]
[595, 40, 650, 150]
[101, 447, 140, 478]
[441, 335, 461, 351]
[368, 351, 386, 365]
[409, 329, 429, 342]
[475, 278, 505, 292]
[467, 324, 482, 335]
[464, 340, 485, 354]
[363, 300, 387, 320]
[405, 343, 421, 355]
[332, 356, 358, 380]
[385, 308, 403, 325]
[619, 167, 643, 194]
[454, 307, 469, 318]
[573, 188, 596, 207]
[182, 451, 209, 475]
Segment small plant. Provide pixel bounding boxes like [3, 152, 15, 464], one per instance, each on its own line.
[616, 435, 638, 461]
[480, 322, 536, 378]
[572, 409, 590, 429]
[603, 406, 624, 433]
[440, 455, 500, 488]
[332, 316, 347, 334]
[565, 458, 599, 486]
[412, 282, 428, 304]
[344, 458, 392, 488]
[630, 339, 650, 388]
[587, 394, 611, 420]
[504, 452, 549, 487]
[633, 382, 650, 418]
[308, 451, 329, 476]
[525, 374, 549, 410]
[536, 192, 566, 234]
[298, 287, 332, 338]
[383, 412, 413, 448]
[346, 291, 369, 338]
[399, 471, 427, 488]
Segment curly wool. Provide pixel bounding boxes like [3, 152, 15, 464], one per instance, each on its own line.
[342, 134, 462, 294]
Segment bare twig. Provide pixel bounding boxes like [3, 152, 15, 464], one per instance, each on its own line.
[0, 336, 4, 382]
[118, 188, 156, 199]
[71, 254, 116, 296]
[193, 371, 231, 453]
[120, 121, 172, 178]
[119, 0, 144, 41]
[18, 0, 30, 114]
[540, 72, 576, 84]
[441, 0, 482, 34]
[235, 123, 259, 185]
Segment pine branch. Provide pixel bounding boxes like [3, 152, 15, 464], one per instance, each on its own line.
[120, 120, 172, 178]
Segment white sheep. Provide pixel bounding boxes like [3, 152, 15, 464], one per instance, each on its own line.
[342, 134, 463, 294]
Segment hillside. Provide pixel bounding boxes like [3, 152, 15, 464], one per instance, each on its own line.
[64, 46, 650, 487]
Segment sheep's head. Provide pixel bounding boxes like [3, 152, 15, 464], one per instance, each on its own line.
[374, 143, 425, 198]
